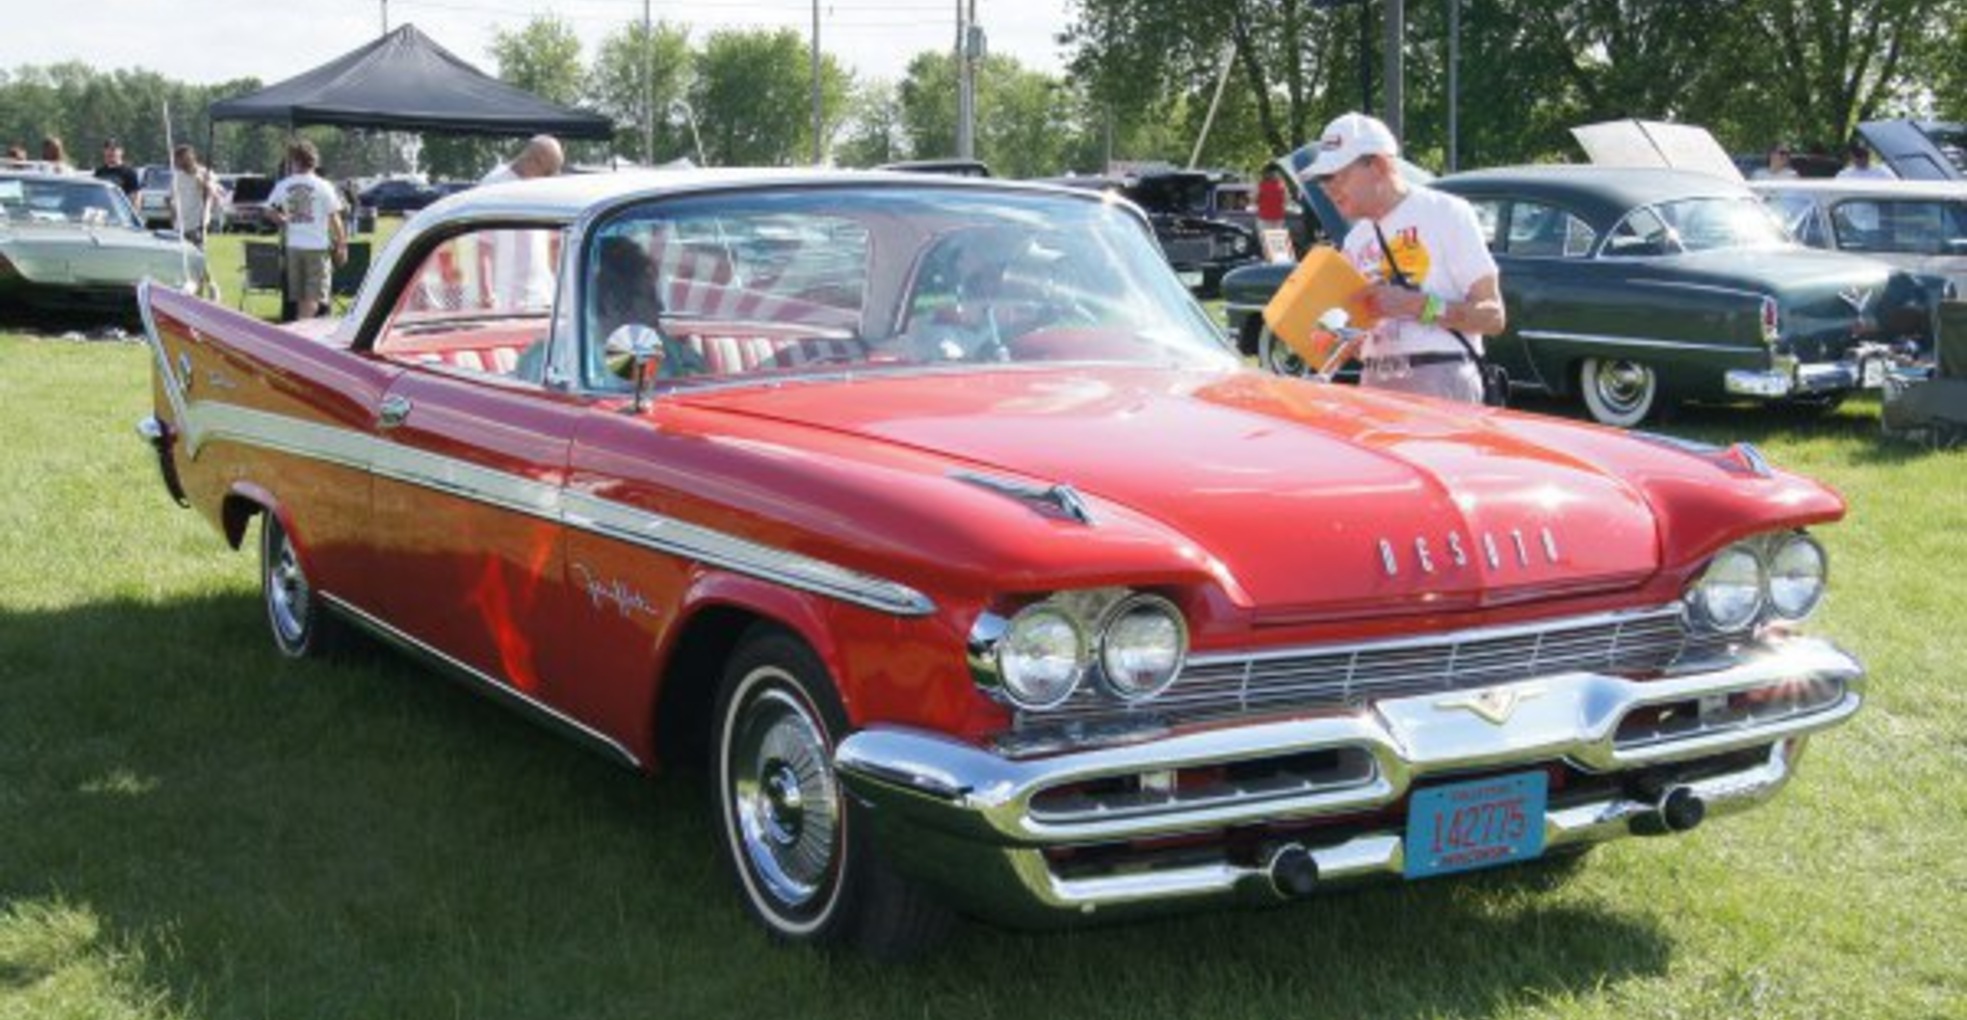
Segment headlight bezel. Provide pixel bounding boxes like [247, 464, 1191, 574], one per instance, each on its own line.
[1684, 529, 1829, 634]
[972, 587, 1191, 711]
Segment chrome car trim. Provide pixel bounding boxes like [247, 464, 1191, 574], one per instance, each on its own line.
[835, 635, 1861, 847]
[1516, 329, 1749, 355]
[885, 742, 1799, 920]
[136, 279, 192, 429]
[322, 594, 643, 769]
[951, 471, 1096, 525]
[1025, 603, 1721, 730]
[157, 394, 936, 617]
[562, 491, 937, 617]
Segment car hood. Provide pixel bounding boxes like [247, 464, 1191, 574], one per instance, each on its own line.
[677, 367, 1676, 613]
[0, 223, 200, 286]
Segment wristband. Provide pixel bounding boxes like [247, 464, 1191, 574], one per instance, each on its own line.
[1419, 294, 1445, 326]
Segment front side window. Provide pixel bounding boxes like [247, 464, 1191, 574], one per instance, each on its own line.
[579, 185, 1233, 393]
[1761, 192, 1826, 247]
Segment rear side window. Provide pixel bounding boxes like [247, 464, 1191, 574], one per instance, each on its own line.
[1504, 200, 1597, 258]
[1830, 199, 1967, 255]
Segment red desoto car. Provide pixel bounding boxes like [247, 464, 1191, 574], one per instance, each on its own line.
[136, 170, 1865, 955]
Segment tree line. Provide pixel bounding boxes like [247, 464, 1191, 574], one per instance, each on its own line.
[4, 1, 1962, 184]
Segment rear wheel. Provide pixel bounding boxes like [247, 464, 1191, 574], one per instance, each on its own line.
[1579, 357, 1659, 427]
[711, 627, 951, 957]
[260, 513, 341, 658]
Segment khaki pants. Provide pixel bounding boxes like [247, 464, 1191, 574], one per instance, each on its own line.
[285, 249, 332, 305]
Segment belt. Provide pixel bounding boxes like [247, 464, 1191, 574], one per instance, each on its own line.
[1364, 352, 1469, 371]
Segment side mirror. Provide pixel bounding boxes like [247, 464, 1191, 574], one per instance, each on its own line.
[604, 324, 667, 411]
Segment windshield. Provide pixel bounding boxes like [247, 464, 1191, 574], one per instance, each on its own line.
[1604, 196, 1791, 256]
[579, 184, 1233, 392]
[0, 176, 142, 229]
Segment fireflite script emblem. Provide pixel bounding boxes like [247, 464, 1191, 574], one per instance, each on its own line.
[1436, 684, 1545, 724]
[1379, 526, 1559, 577]
[572, 563, 658, 619]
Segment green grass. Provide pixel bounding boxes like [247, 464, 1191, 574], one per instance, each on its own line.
[0, 333, 1962, 1019]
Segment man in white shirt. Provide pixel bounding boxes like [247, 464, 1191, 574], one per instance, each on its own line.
[479, 135, 565, 310]
[168, 143, 226, 299]
[266, 140, 348, 320]
[1304, 112, 1507, 404]
[1837, 143, 1899, 181]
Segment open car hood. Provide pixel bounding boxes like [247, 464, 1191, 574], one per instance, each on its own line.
[679, 368, 1672, 613]
[1570, 119, 1745, 182]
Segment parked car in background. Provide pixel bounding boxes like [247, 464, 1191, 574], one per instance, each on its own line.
[1755, 178, 1967, 299]
[219, 173, 276, 233]
[0, 169, 203, 321]
[136, 164, 174, 228]
[1210, 180, 1257, 234]
[1858, 119, 1967, 181]
[359, 177, 442, 214]
[137, 168, 1864, 954]
[1226, 166, 1932, 426]
[1039, 168, 1259, 296]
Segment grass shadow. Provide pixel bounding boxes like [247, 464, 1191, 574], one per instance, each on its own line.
[0, 593, 1677, 1020]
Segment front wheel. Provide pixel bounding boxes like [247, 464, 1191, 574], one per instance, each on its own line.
[1579, 357, 1659, 427]
[712, 627, 951, 956]
[1257, 325, 1311, 377]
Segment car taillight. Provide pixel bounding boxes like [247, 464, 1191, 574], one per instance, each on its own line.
[1760, 296, 1780, 344]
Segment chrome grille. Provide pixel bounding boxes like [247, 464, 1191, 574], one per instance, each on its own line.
[1029, 605, 1730, 727]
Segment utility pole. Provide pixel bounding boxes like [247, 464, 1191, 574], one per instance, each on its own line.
[1383, 0, 1403, 140]
[1446, 0, 1459, 171]
[955, 0, 976, 159]
[811, 0, 823, 164]
[643, 0, 654, 164]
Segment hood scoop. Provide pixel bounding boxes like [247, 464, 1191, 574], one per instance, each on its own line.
[951, 470, 1096, 525]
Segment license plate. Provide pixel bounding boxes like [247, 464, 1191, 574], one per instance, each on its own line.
[1861, 358, 1886, 388]
[1177, 270, 1203, 289]
[1404, 772, 1548, 879]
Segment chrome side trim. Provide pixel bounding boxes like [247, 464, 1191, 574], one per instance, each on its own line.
[163, 394, 936, 617]
[1516, 329, 1749, 355]
[1622, 277, 1768, 301]
[322, 594, 642, 769]
[562, 491, 935, 616]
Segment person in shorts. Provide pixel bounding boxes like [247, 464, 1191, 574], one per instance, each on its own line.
[266, 140, 347, 320]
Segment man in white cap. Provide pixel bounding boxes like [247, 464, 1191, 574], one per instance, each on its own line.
[1305, 112, 1506, 403]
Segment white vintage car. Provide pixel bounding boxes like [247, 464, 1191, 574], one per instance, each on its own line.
[0, 169, 204, 321]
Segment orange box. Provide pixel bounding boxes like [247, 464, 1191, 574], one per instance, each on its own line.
[1261, 245, 1377, 366]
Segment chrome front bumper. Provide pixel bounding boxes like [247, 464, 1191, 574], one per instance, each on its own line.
[836, 637, 1864, 926]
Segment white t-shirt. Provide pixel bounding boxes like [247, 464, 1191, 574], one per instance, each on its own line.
[479, 163, 552, 309]
[171, 167, 218, 233]
[1837, 164, 1898, 181]
[267, 171, 344, 252]
[1340, 185, 1499, 358]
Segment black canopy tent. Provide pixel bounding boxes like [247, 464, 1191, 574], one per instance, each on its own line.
[208, 24, 613, 139]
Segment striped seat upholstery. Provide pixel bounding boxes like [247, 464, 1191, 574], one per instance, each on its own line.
[412, 346, 525, 375]
[678, 334, 863, 375]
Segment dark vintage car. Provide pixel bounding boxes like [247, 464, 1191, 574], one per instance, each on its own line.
[218, 173, 276, 233]
[359, 177, 444, 214]
[137, 169, 1862, 955]
[1040, 169, 1259, 296]
[0, 169, 205, 321]
[1226, 166, 1933, 426]
[1755, 178, 1967, 298]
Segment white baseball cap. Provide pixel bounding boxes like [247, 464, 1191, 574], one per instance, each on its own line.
[1304, 112, 1400, 178]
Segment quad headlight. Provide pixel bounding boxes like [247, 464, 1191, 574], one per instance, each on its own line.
[1099, 594, 1188, 701]
[974, 589, 1190, 710]
[997, 604, 1089, 709]
[1685, 530, 1828, 632]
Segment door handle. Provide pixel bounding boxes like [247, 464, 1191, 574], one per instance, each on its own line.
[377, 394, 413, 430]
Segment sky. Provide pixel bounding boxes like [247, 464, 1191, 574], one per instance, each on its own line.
[0, 0, 1073, 87]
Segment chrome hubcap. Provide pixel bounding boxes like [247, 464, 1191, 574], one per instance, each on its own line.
[730, 683, 839, 909]
[1594, 360, 1652, 412]
[268, 528, 310, 643]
